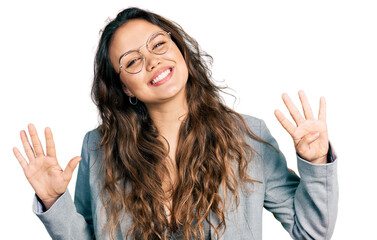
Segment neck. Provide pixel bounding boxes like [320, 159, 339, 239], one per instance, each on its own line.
[145, 98, 188, 136]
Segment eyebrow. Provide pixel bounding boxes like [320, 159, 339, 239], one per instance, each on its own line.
[117, 31, 165, 63]
[118, 49, 138, 64]
[118, 38, 147, 64]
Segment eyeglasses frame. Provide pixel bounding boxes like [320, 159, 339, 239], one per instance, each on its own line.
[118, 31, 172, 74]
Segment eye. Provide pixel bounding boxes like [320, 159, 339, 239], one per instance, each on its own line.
[126, 58, 141, 68]
[152, 41, 166, 50]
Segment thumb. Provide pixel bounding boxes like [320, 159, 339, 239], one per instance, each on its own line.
[62, 156, 82, 182]
[296, 132, 320, 151]
[305, 132, 320, 144]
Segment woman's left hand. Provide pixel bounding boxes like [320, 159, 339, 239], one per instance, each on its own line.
[274, 90, 329, 164]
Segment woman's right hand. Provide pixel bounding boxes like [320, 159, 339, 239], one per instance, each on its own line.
[13, 124, 81, 210]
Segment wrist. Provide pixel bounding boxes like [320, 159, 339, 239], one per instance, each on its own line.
[310, 155, 327, 164]
[38, 195, 60, 210]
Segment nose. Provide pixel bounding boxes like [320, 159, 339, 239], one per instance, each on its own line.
[142, 48, 161, 72]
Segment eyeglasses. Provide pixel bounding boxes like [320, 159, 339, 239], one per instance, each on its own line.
[118, 31, 172, 74]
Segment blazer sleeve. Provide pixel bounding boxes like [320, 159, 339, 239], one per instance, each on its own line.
[32, 132, 94, 240]
[260, 120, 338, 240]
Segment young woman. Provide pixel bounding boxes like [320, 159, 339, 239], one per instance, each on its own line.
[13, 7, 338, 240]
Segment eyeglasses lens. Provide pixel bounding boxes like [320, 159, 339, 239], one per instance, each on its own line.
[120, 52, 144, 74]
[121, 32, 171, 74]
[147, 32, 171, 55]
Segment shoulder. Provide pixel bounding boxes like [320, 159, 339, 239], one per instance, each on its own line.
[238, 113, 279, 158]
[239, 113, 262, 126]
[82, 128, 102, 153]
[79, 128, 103, 171]
[239, 113, 268, 139]
[84, 128, 101, 144]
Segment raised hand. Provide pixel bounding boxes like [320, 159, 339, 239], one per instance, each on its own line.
[13, 124, 81, 209]
[274, 90, 329, 164]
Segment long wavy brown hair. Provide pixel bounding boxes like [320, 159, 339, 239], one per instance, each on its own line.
[92, 7, 264, 240]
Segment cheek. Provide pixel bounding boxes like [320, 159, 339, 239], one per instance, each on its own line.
[168, 42, 185, 63]
[171, 48, 188, 76]
[175, 49, 186, 65]
[120, 76, 142, 93]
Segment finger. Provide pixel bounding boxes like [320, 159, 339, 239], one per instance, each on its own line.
[318, 96, 326, 121]
[303, 131, 320, 145]
[274, 110, 296, 136]
[20, 130, 36, 161]
[296, 132, 320, 154]
[13, 147, 28, 172]
[298, 90, 314, 120]
[62, 156, 82, 182]
[28, 124, 45, 157]
[282, 93, 305, 125]
[45, 127, 56, 158]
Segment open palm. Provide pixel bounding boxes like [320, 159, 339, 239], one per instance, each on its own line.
[13, 124, 81, 209]
[275, 91, 329, 164]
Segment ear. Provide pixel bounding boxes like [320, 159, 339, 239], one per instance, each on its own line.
[121, 83, 134, 97]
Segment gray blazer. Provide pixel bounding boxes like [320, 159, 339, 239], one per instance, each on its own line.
[33, 115, 338, 239]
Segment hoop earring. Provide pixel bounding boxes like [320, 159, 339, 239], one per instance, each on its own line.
[129, 96, 138, 105]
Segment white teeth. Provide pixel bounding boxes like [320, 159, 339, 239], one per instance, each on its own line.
[151, 69, 171, 85]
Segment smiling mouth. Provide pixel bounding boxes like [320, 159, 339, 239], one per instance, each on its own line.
[150, 68, 172, 85]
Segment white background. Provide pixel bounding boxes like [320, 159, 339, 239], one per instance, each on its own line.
[1, 0, 376, 239]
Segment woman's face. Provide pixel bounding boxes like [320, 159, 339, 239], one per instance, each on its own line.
[109, 19, 189, 105]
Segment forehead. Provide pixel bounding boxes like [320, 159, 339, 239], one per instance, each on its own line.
[110, 19, 163, 60]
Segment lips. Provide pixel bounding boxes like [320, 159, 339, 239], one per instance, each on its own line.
[148, 67, 174, 86]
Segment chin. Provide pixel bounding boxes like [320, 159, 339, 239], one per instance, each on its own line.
[158, 83, 187, 103]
